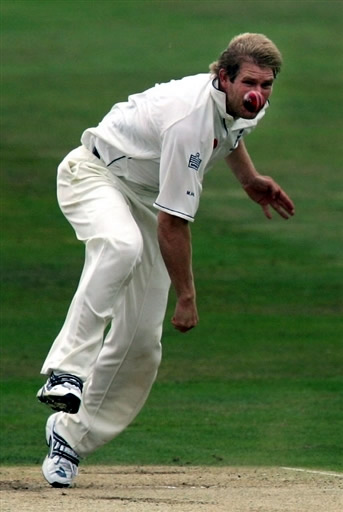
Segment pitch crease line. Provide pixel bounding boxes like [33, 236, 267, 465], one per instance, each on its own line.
[282, 467, 343, 478]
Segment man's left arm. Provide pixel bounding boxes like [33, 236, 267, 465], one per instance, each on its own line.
[225, 140, 295, 219]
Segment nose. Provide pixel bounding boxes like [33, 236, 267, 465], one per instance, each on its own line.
[254, 85, 265, 95]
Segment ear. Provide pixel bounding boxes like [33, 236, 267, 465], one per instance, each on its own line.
[218, 68, 230, 89]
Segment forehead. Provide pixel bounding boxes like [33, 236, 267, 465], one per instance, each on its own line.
[238, 62, 274, 81]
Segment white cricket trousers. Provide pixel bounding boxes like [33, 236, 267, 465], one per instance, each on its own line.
[40, 146, 170, 457]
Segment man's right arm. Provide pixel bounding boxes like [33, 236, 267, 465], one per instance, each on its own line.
[157, 211, 199, 333]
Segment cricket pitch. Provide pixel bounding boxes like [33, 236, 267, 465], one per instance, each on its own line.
[1, 465, 342, 511]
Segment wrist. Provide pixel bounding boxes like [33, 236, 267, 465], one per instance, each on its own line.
[176, 290, 196, 304]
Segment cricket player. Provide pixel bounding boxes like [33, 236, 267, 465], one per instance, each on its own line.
[36, 33, 295, 487]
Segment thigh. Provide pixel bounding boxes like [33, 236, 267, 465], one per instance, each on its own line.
[57, 150, 140, 244]
[110, 205, 171, 347]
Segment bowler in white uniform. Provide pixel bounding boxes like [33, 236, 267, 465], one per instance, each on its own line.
[37, 33, 295, 487]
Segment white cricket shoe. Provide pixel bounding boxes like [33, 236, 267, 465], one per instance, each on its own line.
[37, 372, 83, 414]
[42, 413, 80, 487]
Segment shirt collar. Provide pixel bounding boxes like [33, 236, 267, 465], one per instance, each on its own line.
[210, 78, 233, 120]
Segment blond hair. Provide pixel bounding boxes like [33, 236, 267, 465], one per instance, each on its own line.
[209, 33, 282, 81]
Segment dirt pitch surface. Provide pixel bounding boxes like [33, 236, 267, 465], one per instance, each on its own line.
[1, 465, 342, 512]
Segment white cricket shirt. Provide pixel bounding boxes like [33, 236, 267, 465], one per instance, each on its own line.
[81, 73, 268, 221]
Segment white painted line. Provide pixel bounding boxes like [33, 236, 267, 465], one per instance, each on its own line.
[282, 467, 343, 478]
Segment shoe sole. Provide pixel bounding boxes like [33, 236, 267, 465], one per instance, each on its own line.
[42, 455, 72, 488]
[38, 393, 81, 414]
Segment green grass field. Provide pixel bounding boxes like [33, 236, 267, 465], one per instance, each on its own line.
[1, 0, 342, 471]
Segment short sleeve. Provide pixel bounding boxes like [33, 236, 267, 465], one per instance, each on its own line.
[153, 116, 212, 221]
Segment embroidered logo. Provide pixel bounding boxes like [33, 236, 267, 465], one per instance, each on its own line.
[56, 467, 67, 478]
[188, 152, 202, 171]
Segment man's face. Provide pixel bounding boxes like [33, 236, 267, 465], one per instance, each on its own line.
[219, 61, 274, 119]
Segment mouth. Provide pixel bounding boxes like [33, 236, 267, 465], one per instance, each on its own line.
[243, 91, 265, 113]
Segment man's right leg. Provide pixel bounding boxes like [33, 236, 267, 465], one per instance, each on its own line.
[37, 147, 143, 413]
[51, 216, 171, 459]
[41, 246, 170, 487]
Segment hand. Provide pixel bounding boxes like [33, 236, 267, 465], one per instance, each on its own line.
[172, 297, 199, 333]
[243, 175, 295, 219]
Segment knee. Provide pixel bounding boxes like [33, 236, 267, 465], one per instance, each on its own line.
[88, 231, 143, 275]
[130, 328, 163, 369]
[116, 231, 144, 269]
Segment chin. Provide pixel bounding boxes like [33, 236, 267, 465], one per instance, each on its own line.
[240, 110, 257, 119]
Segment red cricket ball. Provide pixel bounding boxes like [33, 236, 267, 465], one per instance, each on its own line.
[243, 91, 265, 113]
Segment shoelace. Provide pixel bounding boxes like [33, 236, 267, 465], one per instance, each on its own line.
[48, 373, 83, 392]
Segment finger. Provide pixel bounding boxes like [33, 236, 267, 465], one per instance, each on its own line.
[262, 204, 272, 219]
[273, 204, 290, 219]
[278, 190, 295, 215]
[179, 325, 195, 333]
[271, 201, 292, 219]
[269, 182, 280, 201]
[171, 317, 196, 332]
[173, 323, 194, 333]
[268, 182, 295, 215]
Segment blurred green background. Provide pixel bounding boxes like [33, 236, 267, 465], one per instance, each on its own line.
[1, 0, 342, 470]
